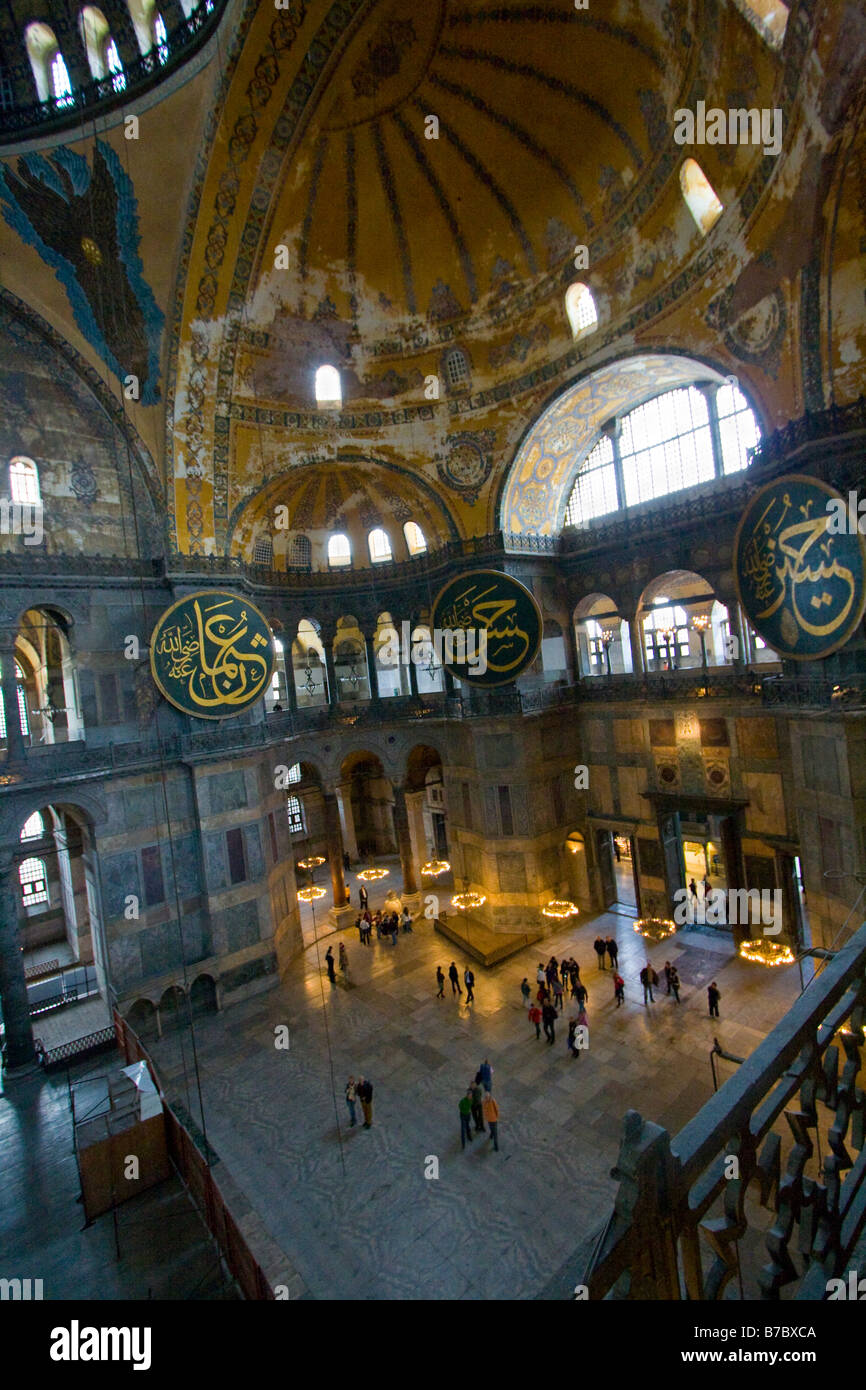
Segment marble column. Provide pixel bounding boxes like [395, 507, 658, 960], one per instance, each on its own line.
[324, 792, 354, 928]
[0, 640, 26, 765]
[406, 788, 430, 871]
[726, 603, 746, 668]
[335, 781, 358, 861]
[0, 853, 36, 1069]
[393, 785, 421, 911]
[627, 617, 645, 676]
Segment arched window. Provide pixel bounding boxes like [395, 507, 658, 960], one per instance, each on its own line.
[286, 795, 305, 835]
[565, 435, 617, 526]
[21, 811, 44, 841]
[19, 856, 49, 906]
[368, 528, 392, 564]
[565, 282, 598, 339]
[328, 533, 351, 568]
[9, 457, 40, 505]
[643, 602, 690, 668]
[289, 534, 312, 570]
[50, 51, 74, 108]
[286, 762, 301, 783]
[680, 159, 723, 235]
[403, 521, 427, 556]
[0, 660, 30, 741]
[716, 381, 760, 474]
[444, 348, 470, 388]
[315, 364, 342, 407]
[731, 0, 788, 47]
[24, 23, 60, 102]
[79, 6, 109, 77]
[253, 536, 274, 567]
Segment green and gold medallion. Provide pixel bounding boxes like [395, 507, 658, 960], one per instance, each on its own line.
[150, 590, 275, 718]
[431, 570, 543, 687]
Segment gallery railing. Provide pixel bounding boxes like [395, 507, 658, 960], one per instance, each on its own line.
[583, 921, 866, 1300]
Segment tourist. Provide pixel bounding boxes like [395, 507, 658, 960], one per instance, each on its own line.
[343, 850, 351, 873]
[594, 937, 607, 969]
[339, 942, 348, 977]
[345, 1076, 357, 1127]
[689, 878, 699, 905]
[542, 1000, 557, 1045]
[536, 963, 546, 987]
[575, 1005, 588, 1054]
[482, 1093, 500, 1151]
[359, 884, 368, 911]
[574, 979, 588, 1008]
[528, 1002, 542, 1039]
[470, 1078, 485, 1134]
[640, 964, 655, 1005]
[436, 966, 445, 998]
[606, 937, 618, 969]
[448, 961, 462, 996]
[614, 972, 625, 1007]
[553, 975, 564, 1011]
[520, 977, 531, 1007]
[325, 946, 336, 983]
[570, 962, 582, 998]
[546, 958, 559, 988]
[459, 1089, 474, 1149]
[708, 981, 721, 1018]
[703, 875, 711, 900]
[479, 1058, 493, 1093]
[390, 915, 399, 947]
[669, 965, 681, 1003]
[357, 1076, 373, 1127]
[356, 914, 365, 945]
[567, 1018, 578, 1057]
[664, 961, 673, 995]
[401, 906, 413, 933]
[464, 967, 475, 1002]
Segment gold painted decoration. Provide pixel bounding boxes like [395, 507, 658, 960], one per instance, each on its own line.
[430, 570, 543, 687]
[733, 475, 866, 660]
[150, 590, 275, 719]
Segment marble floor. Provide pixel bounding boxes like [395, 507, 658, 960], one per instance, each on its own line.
[146, 904, 807, 1301]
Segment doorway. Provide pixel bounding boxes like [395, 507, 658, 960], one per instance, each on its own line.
[596, 829, 640, 913]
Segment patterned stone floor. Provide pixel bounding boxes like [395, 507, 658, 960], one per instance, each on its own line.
[147, 904, 806, 1301]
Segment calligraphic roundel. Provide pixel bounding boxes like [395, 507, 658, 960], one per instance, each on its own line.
[734, 475, 866, 660]
[431, 570, 543, 688]
[150, 591, 275, 719]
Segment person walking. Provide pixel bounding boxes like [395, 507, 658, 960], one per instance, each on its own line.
[607, 937, 618, 969]
[479, 1058, 493, 1093]
[528, 1002, 542, 1039]
[482, 1093, 500, 1151]
[669, 965, 681, 1003]
[448, 961, 462, 996]
[663, 961, 673, 995]
[536, 982, 549, 1005]
[570, 963, 581, 998]
[345, 1076, 358, 1127]
[542, 1000, 557, 1045]
[464, 967, 475, 1003]
[459, 1089, 474, 1149]
[574, 980, 588, 1008]
[575, 1005, 588, 1056]
[401, 906, 413, 933]
[325, 946, 336, 983]
[613, 972, 625, 1007]
[536, 963, 546, 987]
[594, 937, 607, 970]
[343, 850, 351, 873]
[470, 1079, 485, 1135]
[553, 975, 564, 1012]
[567, 1018, 578, 1057]
[689, 878, 699, 905]
[521, 977, 531, 1007]
[640, 964, 655, 1005]
[436, 965, 445, 998]
[357, 1076, 373, 1128]
[339, 942, 349, 978]
[359, 884, 368, 911]
[708, 981, 721, 1018]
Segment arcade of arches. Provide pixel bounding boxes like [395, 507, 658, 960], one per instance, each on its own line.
[1, 0, 865, 1303]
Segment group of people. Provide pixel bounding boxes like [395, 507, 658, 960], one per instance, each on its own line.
[592, 936, 619, 969]
[354, 906, 412, 946]
[522, 957, 590, 1053]
[344, 1075, 374, 1128]
[458, 1059, 500, 1151]
[437, 961, 476, 1001]
[325, 942, 349, 983]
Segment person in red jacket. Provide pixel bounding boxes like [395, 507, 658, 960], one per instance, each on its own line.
[528, 1004, 542, 1039]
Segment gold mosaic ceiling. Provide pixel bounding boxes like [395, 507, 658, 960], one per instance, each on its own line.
[262, 0, 693, 329]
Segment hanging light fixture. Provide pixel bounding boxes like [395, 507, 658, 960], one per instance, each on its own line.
[542, 899, 579, 919]
[451, 879, 486, 910]
[421, 859, 450, 876]
[357, 866, 389, 882]
[298, 885, 326, 902]
[739, 939, 796, 967]
[634, 917, 677, 942]
[297, 855, 326, 870]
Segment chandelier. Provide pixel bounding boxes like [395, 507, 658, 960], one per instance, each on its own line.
[357, 867, 389, 882]
[634, 917, 677, 942]
[421, 859, 450, 876]
[739, 938, 796, 967]
[297, 855, 325, 870]
[451, 888, 486, 910]
[542, 899, 579, 919]
[298, 886, 326, 902]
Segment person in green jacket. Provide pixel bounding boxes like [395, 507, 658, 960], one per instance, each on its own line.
[459, 1090, 474, 1149]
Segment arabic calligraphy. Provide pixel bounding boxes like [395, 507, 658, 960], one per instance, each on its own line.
[432, 571, 542, 686]
[734, 476, 866, 660]
[150, 591, 275, 718]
